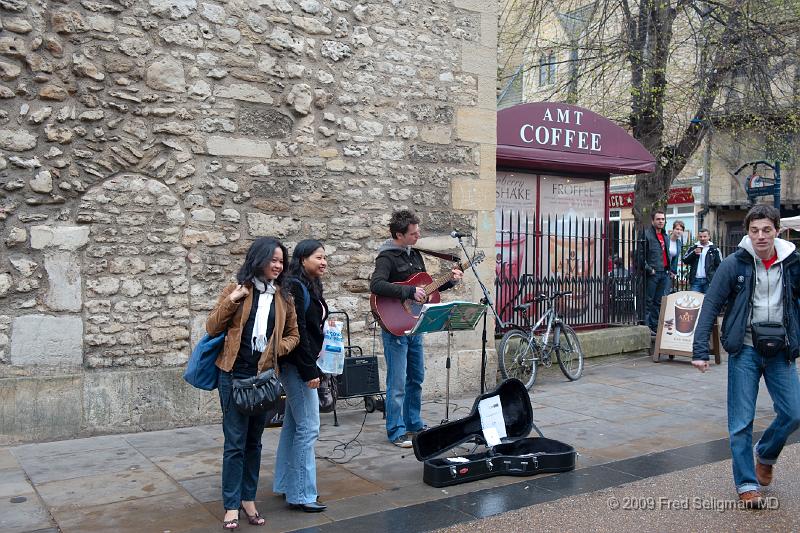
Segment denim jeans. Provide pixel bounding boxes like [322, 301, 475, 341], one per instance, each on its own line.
[273, 363, 320, 505]
[218, 371, 268, 511]
[727, 345, 800, 493]
[690, 278, 709, 294]
[382, 331, 425, 442]
[645, 270, 671, 331]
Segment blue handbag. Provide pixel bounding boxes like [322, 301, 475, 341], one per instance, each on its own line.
[183, 332, 225, 390]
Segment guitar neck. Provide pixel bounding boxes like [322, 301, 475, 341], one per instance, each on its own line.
[423, 259, 470, 296]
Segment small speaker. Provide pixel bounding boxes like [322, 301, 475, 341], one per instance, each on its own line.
[337, 356, 381, 397]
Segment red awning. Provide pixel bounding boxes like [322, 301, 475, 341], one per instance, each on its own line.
[497, 103, 656, 176]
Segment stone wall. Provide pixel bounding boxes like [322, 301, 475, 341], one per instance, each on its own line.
[0, 0, 497, 443]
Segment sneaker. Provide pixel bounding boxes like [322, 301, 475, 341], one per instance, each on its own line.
[392, 437, 412, 448]
[738, 490, 765, 509]
[756, 462, 773, 486]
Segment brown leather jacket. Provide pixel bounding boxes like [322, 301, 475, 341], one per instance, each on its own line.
[206, 283, 300, 374]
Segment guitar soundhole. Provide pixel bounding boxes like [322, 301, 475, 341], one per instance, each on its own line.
[403, 300, 424, 318]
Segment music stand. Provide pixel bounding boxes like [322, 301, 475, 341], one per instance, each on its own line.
[408, 301, 486, 423]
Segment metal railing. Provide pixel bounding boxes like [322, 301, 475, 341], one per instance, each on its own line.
[495, 212, 646, 332]
[494, 212, 746, 334]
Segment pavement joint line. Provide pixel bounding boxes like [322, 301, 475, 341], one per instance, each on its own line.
[286, 433, 777, 533]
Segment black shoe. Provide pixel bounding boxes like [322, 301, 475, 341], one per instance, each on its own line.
[288, 501, 327, 513]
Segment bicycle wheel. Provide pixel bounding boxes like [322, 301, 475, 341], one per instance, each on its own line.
[498, 329, 539, 390]
[556, 324, 584, 381]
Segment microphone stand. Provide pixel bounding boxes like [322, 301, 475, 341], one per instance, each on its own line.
[457, 236, 503, 394]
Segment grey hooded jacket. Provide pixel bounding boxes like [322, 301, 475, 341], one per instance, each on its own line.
[693, 236, 800, 361]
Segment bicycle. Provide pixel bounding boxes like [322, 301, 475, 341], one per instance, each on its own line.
[497, 290, 585, 390]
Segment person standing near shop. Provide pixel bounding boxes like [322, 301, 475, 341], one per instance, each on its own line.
[369, 209, 463, 448]
[637, 209, 670, 335]
[692, 205, 800, 508]
[682, 228, 722, 294]
[666, 220, 686, 294]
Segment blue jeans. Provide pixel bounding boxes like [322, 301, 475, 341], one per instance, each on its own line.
[645, 270, 671, 331]
[218, 371, 268, 511]
[273, 363, 320, 505]
[382, 331, 425, 442]
[727, 345, 800, 493]
[690, 278, 709, 293]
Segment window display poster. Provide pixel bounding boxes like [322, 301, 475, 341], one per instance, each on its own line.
[538, 176, 605, 320]
[496, 171, 538, 321]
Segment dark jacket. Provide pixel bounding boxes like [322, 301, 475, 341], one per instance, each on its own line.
[681, 242, 722, 283]
[369, 240, 455, 300]
[284, 277, 328, 383]
[692, 240, 800, 361]
[637, 225, 670, 274]
[207, 283, 299, 374]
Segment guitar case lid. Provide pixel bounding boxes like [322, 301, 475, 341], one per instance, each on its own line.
[413, 378, 533, 462]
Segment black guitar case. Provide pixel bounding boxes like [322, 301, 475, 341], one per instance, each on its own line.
[412, 378, 576, 487]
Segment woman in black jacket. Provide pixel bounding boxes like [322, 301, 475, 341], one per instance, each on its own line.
[273, 239, 329, 512]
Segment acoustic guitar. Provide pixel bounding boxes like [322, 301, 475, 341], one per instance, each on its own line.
[370, 251, 486, 336]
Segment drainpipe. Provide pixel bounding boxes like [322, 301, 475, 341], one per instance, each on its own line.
[697, 128, 712, 229]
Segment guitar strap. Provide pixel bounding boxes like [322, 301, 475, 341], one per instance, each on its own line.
[414, 247, 460, 263]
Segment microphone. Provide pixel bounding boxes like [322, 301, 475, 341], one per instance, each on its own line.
[450, 230, 469, 239]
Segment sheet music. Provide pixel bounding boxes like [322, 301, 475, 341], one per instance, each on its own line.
[477, 396, 507, 444]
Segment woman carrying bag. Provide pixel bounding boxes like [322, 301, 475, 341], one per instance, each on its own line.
[666, 220, 685, 294]
[206, 237, 300, 530]
[274, 239, 329, 512]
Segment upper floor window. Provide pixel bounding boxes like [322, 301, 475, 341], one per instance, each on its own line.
[538, 51, 557, 86]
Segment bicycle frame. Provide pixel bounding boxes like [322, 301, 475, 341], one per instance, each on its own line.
[525, 303, 561, 354]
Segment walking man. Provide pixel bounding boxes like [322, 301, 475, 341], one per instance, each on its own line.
[692, 205, 800, 508]
[370, 209, 463, 448]
[637, 210, 670, 334]
[682, 228, 722, 293]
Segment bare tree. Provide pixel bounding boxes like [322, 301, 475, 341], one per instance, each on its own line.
[499, 0, 800, 225]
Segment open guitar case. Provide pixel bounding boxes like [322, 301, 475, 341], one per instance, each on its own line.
[412, 378, 576, 487]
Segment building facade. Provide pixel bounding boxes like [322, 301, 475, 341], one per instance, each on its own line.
[0, 0, 498, 443]
[500, 0, 799, 247]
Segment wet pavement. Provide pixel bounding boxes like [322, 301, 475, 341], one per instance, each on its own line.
[2, 350, 797, 533]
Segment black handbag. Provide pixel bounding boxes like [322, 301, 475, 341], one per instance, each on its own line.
[231, 369, 282, 416]
[318, 373, 337, 414]
[751, 321, 786, 358]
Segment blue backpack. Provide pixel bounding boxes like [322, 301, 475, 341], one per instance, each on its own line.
[183, 332, 225, 390]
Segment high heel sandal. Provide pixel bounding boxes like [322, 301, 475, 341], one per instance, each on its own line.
[222, 513, 239, 530]
[240, 505, 265, 526]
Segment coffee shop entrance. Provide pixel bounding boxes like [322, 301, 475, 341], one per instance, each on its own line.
[496, 102, 656, 330]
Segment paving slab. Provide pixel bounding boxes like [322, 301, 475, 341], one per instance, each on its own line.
[13, 445, 149, 485]
[35, 464, 180, 511]
[50, 491, 216, 533]
[0, 492, 53, 533]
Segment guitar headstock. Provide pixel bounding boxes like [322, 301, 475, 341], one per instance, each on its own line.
[459, 250, 485, 271]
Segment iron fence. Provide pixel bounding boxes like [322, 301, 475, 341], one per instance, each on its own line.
[494, 212, 743, 334]
[495, 211, 646, 332]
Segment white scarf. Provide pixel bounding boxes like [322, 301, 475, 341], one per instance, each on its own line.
[251, 278, 275, 353]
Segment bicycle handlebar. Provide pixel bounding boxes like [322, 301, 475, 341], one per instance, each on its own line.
[535, 290, 572, 302]
[513, 291, 573, 312]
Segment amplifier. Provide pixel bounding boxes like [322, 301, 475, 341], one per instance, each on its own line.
[337, 356, 381, 398]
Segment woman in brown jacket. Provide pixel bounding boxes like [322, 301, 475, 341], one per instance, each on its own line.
[206, 236, 299, 530]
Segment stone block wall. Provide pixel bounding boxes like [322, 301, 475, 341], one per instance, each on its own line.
[0, 0, 497, 442]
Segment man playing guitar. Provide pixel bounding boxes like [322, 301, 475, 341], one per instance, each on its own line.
[369, 209, 463, 448]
